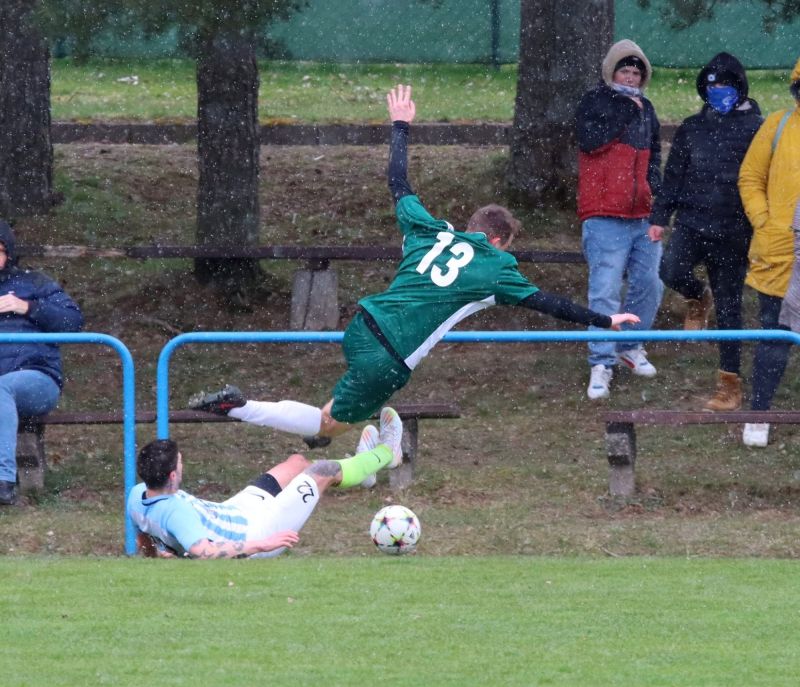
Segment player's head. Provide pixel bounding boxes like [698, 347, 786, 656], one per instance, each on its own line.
[137, 439, 181, 490]
[466, 204, 521, 251]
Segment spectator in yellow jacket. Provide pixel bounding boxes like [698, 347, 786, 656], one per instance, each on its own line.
[737, 56, 800, 447]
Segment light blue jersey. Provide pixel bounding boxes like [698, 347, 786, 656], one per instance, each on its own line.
[127, 483, 248, 557]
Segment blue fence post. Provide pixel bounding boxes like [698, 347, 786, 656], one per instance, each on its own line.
[0, 333, 136, 555]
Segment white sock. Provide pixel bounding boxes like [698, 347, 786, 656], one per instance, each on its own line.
[229, 400, 322, 435]
[249, 473, 322, 558]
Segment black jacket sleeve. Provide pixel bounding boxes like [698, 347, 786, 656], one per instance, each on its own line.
[388, 121, 414, 203]
[576, 86, 639, 153]
[519, 291, 613, 328]
[646, 100, 662, 198]
[649, 122, 689, 226]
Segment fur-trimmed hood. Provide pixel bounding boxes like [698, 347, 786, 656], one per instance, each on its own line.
[601, 39, 652, 89]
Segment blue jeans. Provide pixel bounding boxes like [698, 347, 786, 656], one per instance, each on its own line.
[582, 217, 664, 368]
[0, 370, 60, 482]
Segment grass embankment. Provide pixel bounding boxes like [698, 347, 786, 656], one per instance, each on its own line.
[4, 142, 800, 559]
[51, 58, 797, 123]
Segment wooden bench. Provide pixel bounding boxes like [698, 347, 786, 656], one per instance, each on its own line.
[16, 243, 585, 330]
[603, 410, 800, 497]
[16, 402, 461, 493]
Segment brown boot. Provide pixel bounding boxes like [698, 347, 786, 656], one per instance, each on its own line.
[704, 370, 743, 411]
[684, 286, 713, 330]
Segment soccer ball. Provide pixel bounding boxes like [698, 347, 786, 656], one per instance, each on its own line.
[369, 504, 421, 555]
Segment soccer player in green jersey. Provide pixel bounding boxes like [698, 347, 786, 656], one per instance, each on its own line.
[190, 84, 639, 447]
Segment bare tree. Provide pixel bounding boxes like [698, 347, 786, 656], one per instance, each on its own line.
[39, 0, 305, 296]
[194, 29, 262, 289]
[0, 0, 55, 218]
[507, 0, 614, 207]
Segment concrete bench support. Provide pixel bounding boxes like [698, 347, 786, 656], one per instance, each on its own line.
[602, 410, 800, 497]
[16, 422, 46, 493]
[290, 267, 339, 330]
[604, 421, 636, 497]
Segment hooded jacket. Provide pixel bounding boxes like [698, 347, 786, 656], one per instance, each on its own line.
[0, 220, 83, 387]
[649, 52, 762, 238]
[576, 39, 661, 221]
[738, 56, 800, 297]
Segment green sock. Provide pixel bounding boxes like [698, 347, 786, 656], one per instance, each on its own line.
[335, 445, 392, 488]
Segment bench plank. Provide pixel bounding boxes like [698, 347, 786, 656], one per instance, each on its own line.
[605, 410, 800, 425]
[16, 243, 585, 264]
[17, 403, 460, 494]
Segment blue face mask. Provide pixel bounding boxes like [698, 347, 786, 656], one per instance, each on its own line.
[707, 85, 739, 114]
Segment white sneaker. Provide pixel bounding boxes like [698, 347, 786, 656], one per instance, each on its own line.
[378, 407, 403, 468]
[356, 424, 380, 488]
[587, 364, 613, 400]
[618, 348, 657, 377]
[743, 422, 769, 448]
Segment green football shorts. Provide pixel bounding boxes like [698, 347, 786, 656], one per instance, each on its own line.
[330, 313, 412, 424]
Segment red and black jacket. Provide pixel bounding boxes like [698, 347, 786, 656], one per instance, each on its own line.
[576, 83, 661, 221]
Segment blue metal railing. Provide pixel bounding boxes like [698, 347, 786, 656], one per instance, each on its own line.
[0, 333, 136, 554]
[120, 328, 800, 555]
[155, 328, 800, 438]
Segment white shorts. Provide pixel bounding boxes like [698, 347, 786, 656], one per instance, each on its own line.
[223, 474, 321, 544]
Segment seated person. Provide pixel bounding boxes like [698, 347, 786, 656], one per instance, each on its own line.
[0, 220, 83, 505]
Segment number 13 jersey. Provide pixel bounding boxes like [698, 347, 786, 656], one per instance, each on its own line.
[359, 194, 539, 370]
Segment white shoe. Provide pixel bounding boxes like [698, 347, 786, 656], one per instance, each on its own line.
[743, 422, 769, 448]
[618, 348, 657, 377]
[356, 424, 380, 488]
[587, 364, 613, 400]
[378, 407, 403, 468]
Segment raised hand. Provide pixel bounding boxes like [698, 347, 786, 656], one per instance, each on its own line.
[387, 84, 416, 124]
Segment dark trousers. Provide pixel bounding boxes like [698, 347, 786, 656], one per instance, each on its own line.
[659, 226, 750, 373]
[750, 292, 791, 411]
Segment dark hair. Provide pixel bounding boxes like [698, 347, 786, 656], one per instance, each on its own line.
[466, 204, 521, 244]
[137, 439, 179, 489]
[791, 80, 800, 101]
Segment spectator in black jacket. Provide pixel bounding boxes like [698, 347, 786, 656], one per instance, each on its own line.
[0, 220, 83, 505]
[648, 52, 762, 411]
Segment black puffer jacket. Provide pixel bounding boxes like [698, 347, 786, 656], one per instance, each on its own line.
[0, 220, 83, 387]
[649, 52, 763, 238]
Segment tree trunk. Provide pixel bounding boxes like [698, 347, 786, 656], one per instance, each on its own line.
[0, 0, 55, 217]
[508, 0, 614, 208]
[195, 31, 261, 293]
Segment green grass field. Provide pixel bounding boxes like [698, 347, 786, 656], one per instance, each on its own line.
[5, 556, 799, 686]
[50, 58, 797, 123]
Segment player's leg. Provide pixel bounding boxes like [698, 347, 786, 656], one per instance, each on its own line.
[333, 406, 403, 487]
[188, 383, 324, 435]
[250, 407, 404, 556]
[264, 453, 312, 487]
[318, 398, 353, 438]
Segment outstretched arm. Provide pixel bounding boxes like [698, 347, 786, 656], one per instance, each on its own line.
[387, 84, 416, 203]
[519, 291, 640, 330]
[187, 530, 300, 560]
